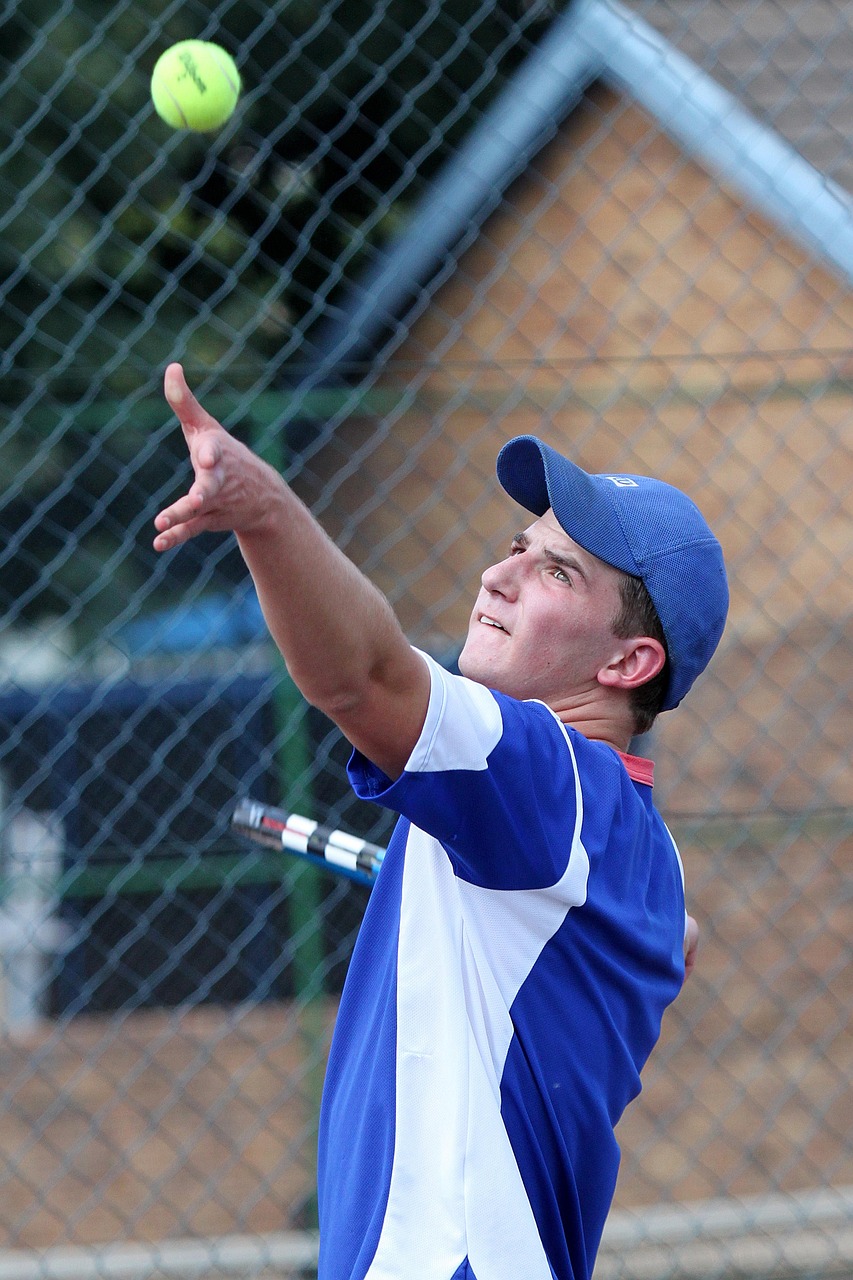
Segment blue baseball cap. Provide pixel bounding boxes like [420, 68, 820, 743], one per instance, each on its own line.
[496, 435, 728, 710]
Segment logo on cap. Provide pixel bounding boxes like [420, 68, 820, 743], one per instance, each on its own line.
[603, 476, 639, 487]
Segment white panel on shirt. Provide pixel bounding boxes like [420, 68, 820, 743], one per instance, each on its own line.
[366, 656, 588, 1280]
[663, 822, 691, 941]
[405, 650, 503, 774]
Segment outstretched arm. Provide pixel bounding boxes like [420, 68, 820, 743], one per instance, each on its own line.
[153, 363, 430, 779]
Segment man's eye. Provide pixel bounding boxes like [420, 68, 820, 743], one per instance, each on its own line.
[553, 568, 571, 584]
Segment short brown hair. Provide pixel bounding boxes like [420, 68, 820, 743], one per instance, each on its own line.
[611, 572, 669, 736]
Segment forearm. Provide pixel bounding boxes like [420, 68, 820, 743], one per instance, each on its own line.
[153, 364, 429, 777]
[236, 483, 411, 716]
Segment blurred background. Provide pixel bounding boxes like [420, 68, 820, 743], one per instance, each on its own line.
[0, 0, 850, 1277]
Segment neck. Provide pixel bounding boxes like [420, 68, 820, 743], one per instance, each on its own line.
[552, 691, 637, 753]
[562, 720, 634, 752]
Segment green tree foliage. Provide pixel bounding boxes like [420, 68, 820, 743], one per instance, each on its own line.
[1, 0, 547, 637]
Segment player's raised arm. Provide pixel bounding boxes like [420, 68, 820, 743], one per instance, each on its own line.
[153, 363, 430, 779]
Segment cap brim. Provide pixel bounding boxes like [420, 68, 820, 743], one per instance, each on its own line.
[496, 435, 640, 576]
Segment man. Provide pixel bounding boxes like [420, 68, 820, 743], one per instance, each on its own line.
[154, 363, 727, 1280]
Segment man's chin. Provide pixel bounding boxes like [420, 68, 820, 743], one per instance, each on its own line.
[457, 643, 478, 680]
[457, 644, 496, 686]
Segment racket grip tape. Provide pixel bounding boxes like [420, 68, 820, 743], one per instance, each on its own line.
[231, 797, 386, 883]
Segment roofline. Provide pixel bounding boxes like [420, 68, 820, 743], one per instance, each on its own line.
[590, 1, 853, 283]
[304, 0, 603, 380]
[303, 0, 853, 379]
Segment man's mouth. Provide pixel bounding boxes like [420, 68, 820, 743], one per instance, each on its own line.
[479, 615, 507, 633]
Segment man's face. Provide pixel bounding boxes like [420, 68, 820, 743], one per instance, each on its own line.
[458, 509, 627, 710]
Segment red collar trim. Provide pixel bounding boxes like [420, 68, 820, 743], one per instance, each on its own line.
[618, 751, 654, 787]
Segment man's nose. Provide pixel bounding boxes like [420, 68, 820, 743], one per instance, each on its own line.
[481, 555, 519, 598]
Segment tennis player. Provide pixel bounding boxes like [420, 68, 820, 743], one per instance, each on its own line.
[154, 362, 728, 1280]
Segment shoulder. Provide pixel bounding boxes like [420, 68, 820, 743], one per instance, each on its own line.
[406, 652, 571, 775]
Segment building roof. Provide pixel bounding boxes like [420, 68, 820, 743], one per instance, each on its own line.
[636, 0, 853, 190]
[303, 0, 853, 379]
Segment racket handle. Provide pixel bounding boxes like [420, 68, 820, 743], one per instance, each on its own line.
[231, 797, 386, 884]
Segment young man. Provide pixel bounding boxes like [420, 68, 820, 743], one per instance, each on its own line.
[154, 363, 728, 1280]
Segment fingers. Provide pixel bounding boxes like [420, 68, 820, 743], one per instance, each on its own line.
[153, 489, 204, 545]
[155, 362, 286, 552]
[153, 508, 204, 552]
[164, 362, 217, 435]
[154, 364, 232, 552]
[164, 366, 227, 491]
[153, 439, 226, 549]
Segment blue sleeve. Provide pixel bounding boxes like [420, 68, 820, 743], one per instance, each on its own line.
[348, 652, 586, 891]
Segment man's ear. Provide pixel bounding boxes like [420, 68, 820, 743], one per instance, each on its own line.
[597, 636, 667, 691]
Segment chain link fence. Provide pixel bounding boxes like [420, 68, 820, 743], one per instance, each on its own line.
[1, 0, 851, 1276]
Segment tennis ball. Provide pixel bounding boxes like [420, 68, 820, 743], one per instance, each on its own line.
[151, 41, 241, 132]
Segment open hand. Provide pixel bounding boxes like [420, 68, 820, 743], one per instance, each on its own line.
[153, 363, 283, 551]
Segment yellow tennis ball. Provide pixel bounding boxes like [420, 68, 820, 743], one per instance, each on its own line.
[151, 41, 241, 132]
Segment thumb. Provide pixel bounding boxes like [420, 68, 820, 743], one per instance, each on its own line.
[164, 362, 219, 436]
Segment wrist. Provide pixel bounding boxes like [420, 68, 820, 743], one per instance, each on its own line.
[234, 462, 294, 541]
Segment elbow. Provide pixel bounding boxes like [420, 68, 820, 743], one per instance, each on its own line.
[287, 663, 370, 723]
[312, 684, 367, 723]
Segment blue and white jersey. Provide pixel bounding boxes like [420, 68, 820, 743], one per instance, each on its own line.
[317, 652, 686, 1280]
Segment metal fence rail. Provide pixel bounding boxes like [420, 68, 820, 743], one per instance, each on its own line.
[1, 0, 851, 1275]
[3, 1185, 853, 1280]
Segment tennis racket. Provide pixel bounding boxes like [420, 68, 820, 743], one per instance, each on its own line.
[231, 797, 386, 886]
